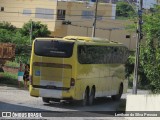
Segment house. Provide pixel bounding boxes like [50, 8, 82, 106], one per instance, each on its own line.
[0, 0, 136, 50]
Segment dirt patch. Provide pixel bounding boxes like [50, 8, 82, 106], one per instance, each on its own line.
[2, 66, 18, 74]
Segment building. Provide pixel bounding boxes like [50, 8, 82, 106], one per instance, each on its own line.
[85, 0, 137, 4]
[137, 0, 157, 9]
[0, 0, 136, 50]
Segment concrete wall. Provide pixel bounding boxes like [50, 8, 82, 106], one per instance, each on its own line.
[125, 95, 160, 120]
[0, 0, 57, 30]
[54, 1, 136, 49]
[65, 20, 136, 50]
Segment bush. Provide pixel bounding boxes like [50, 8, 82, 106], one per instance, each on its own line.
[5, 61, 19, 68]
[0, 72, 18, 86]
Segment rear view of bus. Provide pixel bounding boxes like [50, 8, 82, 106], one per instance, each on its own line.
[29, 38, 75, 103]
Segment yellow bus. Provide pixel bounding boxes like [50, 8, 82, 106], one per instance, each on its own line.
[29, 36, 129, 105]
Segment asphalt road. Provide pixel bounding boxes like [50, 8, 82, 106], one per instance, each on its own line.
[0, 85, 149, 120]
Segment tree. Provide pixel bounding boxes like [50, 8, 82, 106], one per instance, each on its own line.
[0, 29, 14, 43]
[0, 22, 17, 43]
[0, 22, 29, 44]
[116, 1, 136, 18]
[20, 20, 51, 40]
[0, 21, 16, 31]
[140, 6, 160, 93]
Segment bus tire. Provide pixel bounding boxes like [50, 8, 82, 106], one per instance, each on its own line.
[82, 88, 89, 106]
[111, 84, 123, 101]
[89, 87, 95, 105]
[42, 97, 50, 103]
[51, 98, 60, 102]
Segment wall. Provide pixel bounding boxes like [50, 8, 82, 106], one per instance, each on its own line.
[54, 1, 136, 50]
[125, 95, 160, 120]
[0, 0, 57, 30]
[0, 0, 136, 50]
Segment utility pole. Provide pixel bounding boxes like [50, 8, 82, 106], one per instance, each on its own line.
[92, 0, 98, 37]
[30, 19, 33, 45]
[132, 0, 143, 94]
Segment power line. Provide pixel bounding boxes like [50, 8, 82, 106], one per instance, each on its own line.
[70, 24, 126, 31]
[0, 11, 114, 18]
[0, 13, 126, 25]
[0, 6, 116, 11]
[0, 19, 97, 23]
[0, 18, 126, 25]
[0, 2, 117, 8]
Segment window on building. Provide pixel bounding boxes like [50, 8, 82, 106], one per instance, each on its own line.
[57, 10, 66, 20]
[97, 15, 103, 20]
[1, 7, 4, 11]
[82, 11, 93, 19]
[35, 8, 54, 19]
[23, 9, 32, 16]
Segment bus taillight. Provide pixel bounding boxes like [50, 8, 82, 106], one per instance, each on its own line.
[70, 78, 75, 86]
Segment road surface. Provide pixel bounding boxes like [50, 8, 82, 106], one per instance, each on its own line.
[0, 85, 149, 120]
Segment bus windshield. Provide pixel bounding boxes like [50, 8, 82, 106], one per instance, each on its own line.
[34, 40, 74, 58]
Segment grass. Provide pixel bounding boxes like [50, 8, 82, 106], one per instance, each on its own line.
[0, 72, 23, 87]
[0, 61, 25, 88]
[115, 16, 130, 20]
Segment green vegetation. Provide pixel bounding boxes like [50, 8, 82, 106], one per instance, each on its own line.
[20, 20, 51, 40]
[0, 72, 18, 86]
[0, 20, 51, 63]
[0, 22, 16, 31]
[140, 6, 160, 93]
[125, 53, 150, 90]
[116, 1, 136, 19]
[0, 21, 29, 44]
[125, 5, 160, 93]
[5, 61, 19, 68]
[0, 21, 51, 87]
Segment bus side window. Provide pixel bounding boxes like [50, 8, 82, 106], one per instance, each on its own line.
[104, 46, 112, 64]
[78, 45, 87, 64]
[113, 47, 118, 63]
[123, 47, 129, 63]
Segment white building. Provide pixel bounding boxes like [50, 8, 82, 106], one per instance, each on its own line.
[137, 0, 157, 9]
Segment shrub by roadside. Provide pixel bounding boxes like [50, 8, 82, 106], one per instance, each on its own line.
[0, 72, 23, 87]
[5, 61, 19, 68]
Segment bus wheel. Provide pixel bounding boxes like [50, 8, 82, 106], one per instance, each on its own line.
[89, 87, 95, 105]
[51, 98, 60, 103]
[42, 97, 50, 103]
[82, 88, 89, 106]
[111, 84, 123, 101]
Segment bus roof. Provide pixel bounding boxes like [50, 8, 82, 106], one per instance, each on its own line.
[63, 36, 122, 44]
[35, 36, 123, 45]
